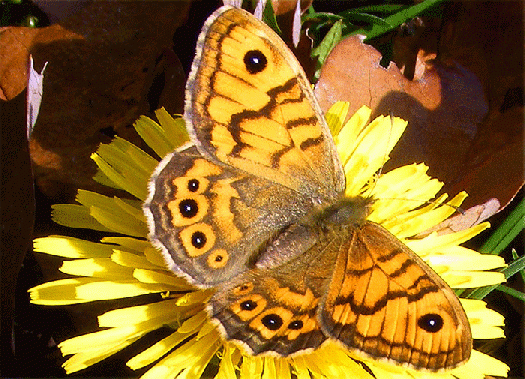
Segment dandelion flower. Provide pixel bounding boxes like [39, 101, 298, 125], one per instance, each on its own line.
[31, 105, 508, 379]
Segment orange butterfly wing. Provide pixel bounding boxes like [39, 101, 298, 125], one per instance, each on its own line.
[320, 222, 472, 370]
[185, 7, 344, 201]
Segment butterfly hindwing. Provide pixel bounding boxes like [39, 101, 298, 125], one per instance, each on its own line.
[209, 226, 335, 356]
[319, 222, 472, 370]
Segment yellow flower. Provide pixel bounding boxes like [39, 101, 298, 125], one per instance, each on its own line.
[31, 104, 509, 379]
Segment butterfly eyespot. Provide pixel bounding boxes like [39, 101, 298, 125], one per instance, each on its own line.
[417, 313, 444, 333]
[179, 199, 199, 218]
[233, 283, 253, 295]
[191, 231, 206, 248]
[244, 50, 267, 74]
[179, 223, 215, 257]
[240, 299, 257, 311]
[234, 295, 267, 321]
[187, 179, 199, 192]
[207, 249, 229, 268]
[261, 314, 283, 330]
[287, 320, 303, 330]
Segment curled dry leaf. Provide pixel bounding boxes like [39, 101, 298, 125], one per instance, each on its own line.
[417, 198, 500, 237]
[315, 1, 523, 210]
[315, 36, 487, 204]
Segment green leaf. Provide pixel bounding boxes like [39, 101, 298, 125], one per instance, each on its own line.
[341, 5, 407, 17]
[262, 0, 281, 35]
[312, 19, 343, 77]
[302, 12, 343, 24]
[342, 12, 392, 30]
[351, 0, 447, 41]
[495, 284, 525, 302]
[513, 248, 525, 282]
[480, 196, 525, 255]
[468, 253, 525, 300]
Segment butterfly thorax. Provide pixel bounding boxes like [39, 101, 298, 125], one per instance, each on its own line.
[312, 196, 372, 228]
[254, 196, 372, 271]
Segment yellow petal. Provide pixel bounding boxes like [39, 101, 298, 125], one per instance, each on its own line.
[465, 299, 505, 340]
[133, 268, 194, 289]
[426, 249, 506, 271]
[144, 246, 170, 268]
[140, 329, 221, 379]
[275, 358, 292, 379]
[98, 299, 186, 327]
[440, 271, 505, 288]
[177, 334, 222, 379]
[127, 329, 196, 370]
[76, 190, 148, 237]
[30, 278, 99, 305]
[91, 136, 157, 200]
[33, 236, 114, 258]
[111, 250, 161, 270]
[240, 356, 264, 379]
[452, 350, 509, 379]
[133, 108, 189, 160]
[291, 356, 312, 379]
[313, 344, 373, 379]
[51, 204, 112, 231]
[197, 320, 219, 339]
[176, 310, 208, 334]
[341, 113, 407, 196]
[325, 101, 350, 136]
[60, 326, 139, 355]
[176, 290, 213, 307]
[60, 258, 133, 279]
[215, 346, 240, 379]
[101, 236, 152, 252]
[75, 280, 167, 300]
[335, 105, 372, 162]
[369, 164, 444, 217]
[406, 223, 489, 253]
[261, 356, 278, 379]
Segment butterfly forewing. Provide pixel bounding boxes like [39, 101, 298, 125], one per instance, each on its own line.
[145, 145, 315, 286]
[185, 7, 344, 201]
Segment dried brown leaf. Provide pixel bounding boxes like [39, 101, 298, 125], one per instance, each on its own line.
[315, 1, 523, 210]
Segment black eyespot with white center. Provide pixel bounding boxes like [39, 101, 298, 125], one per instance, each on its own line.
[240, 300, 257, 311]
[261, 314, 283, 330]
[288, 320, 303, 330]
[244, 50, 267, 74]
[418, 313, 444, 333]
[188, 179, 199, 192]
[191, 231, 206, 249]
[179, 199, 198, 218]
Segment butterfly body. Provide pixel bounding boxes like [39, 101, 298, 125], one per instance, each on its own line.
[144, 6, 472, 371]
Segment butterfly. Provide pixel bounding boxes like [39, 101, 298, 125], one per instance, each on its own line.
[144, 6, 472, 371]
